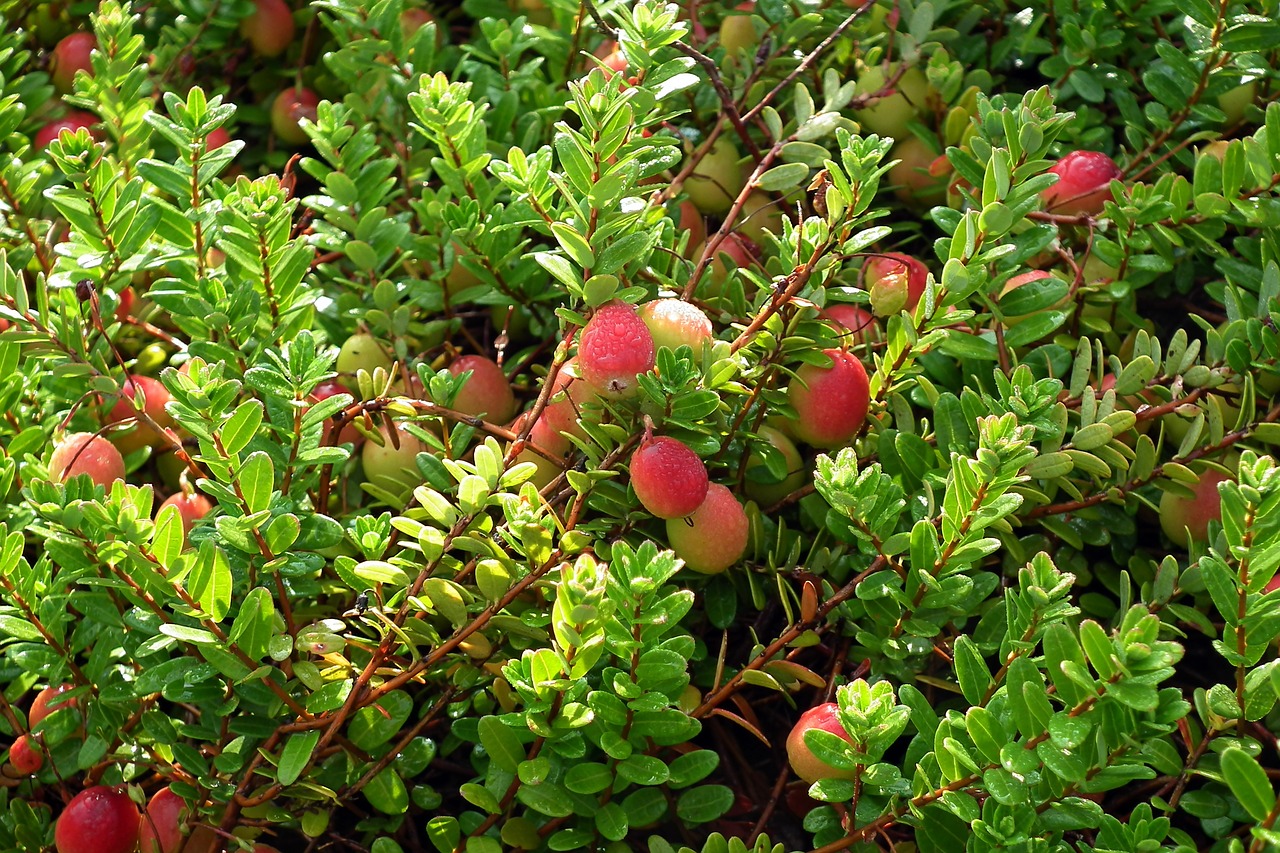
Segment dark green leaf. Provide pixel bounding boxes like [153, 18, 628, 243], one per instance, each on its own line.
[595, 802, 628, 842]
[564, 762, 613, 794]
[1003, 310, 1070, 348]
[616, 753, 670, 786]
[516, 781, 574, 817]
[675, 784, 735, 824]
[667, 750, 719, 789]
[952, 635, 993, 705]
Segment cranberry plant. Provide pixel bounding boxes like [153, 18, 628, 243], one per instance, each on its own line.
[2, 0, 1280, 851]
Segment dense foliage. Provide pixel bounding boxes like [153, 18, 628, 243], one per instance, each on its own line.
[1, 0, 1280, 851]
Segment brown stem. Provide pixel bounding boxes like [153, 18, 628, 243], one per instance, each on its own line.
[692, 558, 886, 718]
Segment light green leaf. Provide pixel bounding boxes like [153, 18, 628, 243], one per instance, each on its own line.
[532, 252, 579, 290]
[550, 222, 595, 268]
[228, 586, 275, 661]
[239, 451, 274, 516]
[152, 504, 184, 569]
[460, 783, 501, 814]
[159, 623, 218, 645]
[478, 716, 525, 774]
[756, 162, 810, 191]
[0, 615, 43, 641]
[278, 730, 319, 786]
[187, 539, 232, 623]
[364, 768, 409, 815]
[349, 691, 413, 751]
[220, 400, 264, 457]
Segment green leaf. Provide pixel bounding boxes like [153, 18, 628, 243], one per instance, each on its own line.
[227, 587, 275, 661]
[364, 768, 409, 815]
[475, 561, 512, 602]
[345, 240, 379, 272]
[421, 577, 469, 625]
[983, 767, 1029, 805]
[220, 400, 264, 457]
[675, 784, 735, 824]
[500, 817, 541, 850]
[516, 781, 574, 817]
[460, 783, 502, 814]
[187, 539, 232, 623]
[952, 635, 993, 704]
[1048, 713, 1091, 750]
[1222, 21, 1280, 51]
[518, 757, 550, 785]
[1072, 422, 1114, 452]
[478, 716, 525, 774]
[809, 777, 857, 802]
[916, 805, 971, 853]
[999, 276, 1069, 316]
[1143, 66, 1190, 109]
[1007, 656, 1052, 737]
[1003, 310, 1069, 348]
[805, 728, 858, 772]
[550, 222, 595, 268]
[1000, 742, 1040, 775]
[899, 683, 940, 740]
[621, 787, 668, 828]
[616, 754, 670, 786]
[0, 615, 43, 641]
[533, 252, 579, 291]
[426, 817, 460, 853]
[278, 730, 318, 786]
[596, 233, 652, 276]
[667, 750, 719, 789]
[781, 141, 831, 166]
[564, 762, 613, 795]
[595, 802, 628, 842]
[239, 451, 274, 516]
[263, 513, 300, 554]
[547, 829, 594, 852]
[349, 691, 413, 751]
[355, 560, 410, 587]
[152, 504, 184, 569]
[756, 163, 810, 191]
[306, 680, 353, 714]
[964, 707, 1005, 765]
[1037, 739, 1087, 782]
[159, 623, 218, 645]
[1042, 623, 1090, 706]
[1107, 679, 1159, 712]
[939, 331, 999, 362]
[942, 736, 982, 774]
[1078, 620, 1117, 680]
[0, 529, 25, 577]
